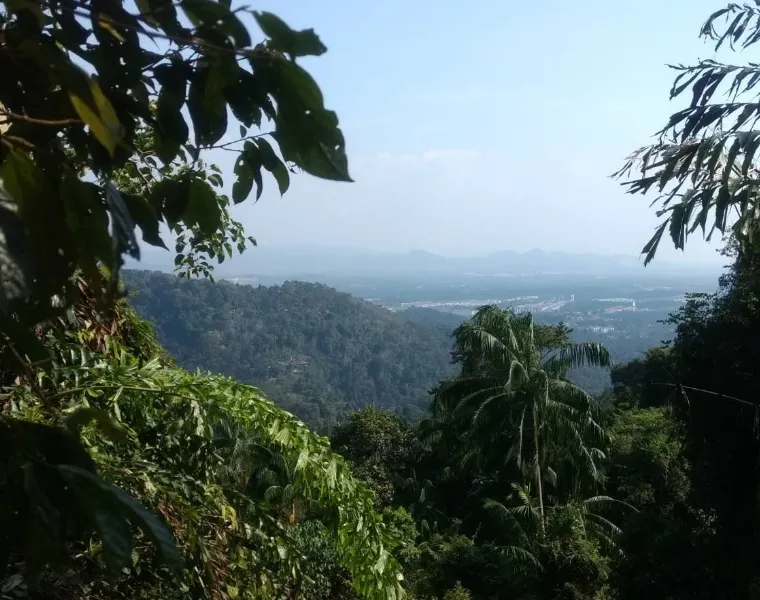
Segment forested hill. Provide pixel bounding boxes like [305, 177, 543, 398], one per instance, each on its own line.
[123, 270, 456, 430]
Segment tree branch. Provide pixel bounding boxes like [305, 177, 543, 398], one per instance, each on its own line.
[0, 109, 81, 127]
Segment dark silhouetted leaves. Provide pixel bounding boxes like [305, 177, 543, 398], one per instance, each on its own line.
[188, 62, 228, 147]
[616, 3, 760, 261]
[254, 12, 328, 58]
[233, 141, 263, 203]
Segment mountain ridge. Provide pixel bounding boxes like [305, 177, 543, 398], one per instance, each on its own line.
[123, 270, 457, 431]
[130, 245, 721, 279]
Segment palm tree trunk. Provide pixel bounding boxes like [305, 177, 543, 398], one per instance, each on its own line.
[533, 410, 545, 531]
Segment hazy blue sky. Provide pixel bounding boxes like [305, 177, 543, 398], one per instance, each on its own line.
[202, 0, 730, 266]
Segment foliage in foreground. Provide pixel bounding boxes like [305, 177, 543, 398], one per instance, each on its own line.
[0, 0, 378, 592]
[0, 287, 405, 599]
[616, 2, 760, 262]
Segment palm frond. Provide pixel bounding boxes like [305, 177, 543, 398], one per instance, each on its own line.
[544, 343, 613, 372]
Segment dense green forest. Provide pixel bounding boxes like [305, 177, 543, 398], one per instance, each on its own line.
[124, 270, 456, 431]
[5, 1, 760, 599]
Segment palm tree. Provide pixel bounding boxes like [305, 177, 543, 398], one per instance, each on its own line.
[484, 483, 634, 565]
[432, 305, 612, 525]
[213, 419, 300, 525]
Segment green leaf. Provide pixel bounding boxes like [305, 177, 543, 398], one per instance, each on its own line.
[122, 193, 167, 249]
[57, 465, 133, 573]
[104, 183, 139, 258]
[232, 142, 263, 203]
[257, 138, 290, 195]
[4, 0, 43, 23]
[188, 62, 228, 147]
[182, 0, 250, 47]
[134, 0, 160, 27]
[0, 148, 43, 210]
[185, 178, 222, 235]
[92, 503, 133, 573]
[22, 463, 64, 567]
[642, 222, 668, 266]
[252, 56, 351, 181]
[69, 80, 122, 156]
[254, 12, 328, 58]
[224, 68, 267, 127]
[155, 64, 189, 164]
[60, 175, 114, 270]
[150, 177, 189, 226]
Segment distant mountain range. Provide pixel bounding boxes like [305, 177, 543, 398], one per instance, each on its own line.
[131, 244, 723, 279]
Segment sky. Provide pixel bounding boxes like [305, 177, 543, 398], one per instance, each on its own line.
[196, 0, 732, 266]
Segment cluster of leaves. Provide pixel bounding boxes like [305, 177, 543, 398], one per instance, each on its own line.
[110, 124, 256, 281]
[614, 2, 760, 263]
[1, 286, 406, 599]
[0, 0, 350, 354]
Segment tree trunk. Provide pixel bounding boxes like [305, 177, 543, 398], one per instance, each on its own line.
[533, 410, 545, 531]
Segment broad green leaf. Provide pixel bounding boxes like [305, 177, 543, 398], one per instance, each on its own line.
[60, 175, 114, 270]
[232, 142, 263, 203]
[224, 68, 267, 127]
[188, 62, 228, 147]
[257, 138, 291, 195]
[0, 149, 42, 209]
[4, 0, 43, 23]
[104, 183, 139, 258]
[185, 178, 222, 235]
[150, 177, 190, 226]
[69, 80, 122, 156]
[182, 0, 250, 47]
[155, 64, 189, 164]
[22, 463, 64, 568]
[254, 12, 327, 58]
[253, 56, 351, 181]
[57, 465, 133, 573]
[92, 505, 133, 573]
[232, 152, 253, 203]
[122, 193, 167, 249]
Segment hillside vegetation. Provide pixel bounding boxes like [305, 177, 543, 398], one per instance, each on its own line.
[6, 1, 760, 598]
[124, 270, 456, 430]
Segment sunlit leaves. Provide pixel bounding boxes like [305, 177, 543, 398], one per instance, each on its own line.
[68, 79, 122, 156]
[4, 322, 407, 599]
